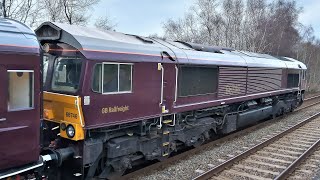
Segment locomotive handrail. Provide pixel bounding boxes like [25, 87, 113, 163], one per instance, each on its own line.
[174, 65, 178, 103]
[75, 98, 85, 127]
[160, 63, 164, 106]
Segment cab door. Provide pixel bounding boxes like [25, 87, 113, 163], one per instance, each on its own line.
[0, 63, 39, 170]
[159, 62, 176, 114]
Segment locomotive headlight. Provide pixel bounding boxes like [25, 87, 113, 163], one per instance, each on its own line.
[66, 125, 75, 138]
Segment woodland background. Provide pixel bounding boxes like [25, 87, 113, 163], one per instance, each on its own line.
[1, 0, 319, 91]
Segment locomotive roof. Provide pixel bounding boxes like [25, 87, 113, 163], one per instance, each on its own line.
[0, 18, 39, 54]
[35, 22, 306, 70]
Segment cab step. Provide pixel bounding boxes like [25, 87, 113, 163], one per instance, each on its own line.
[163, 130, 170, 135]
[163, 119, 172, 124]
[163, 142, 170, 146]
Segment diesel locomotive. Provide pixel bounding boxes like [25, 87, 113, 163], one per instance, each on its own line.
[36, 22, 306, 179]
[0, 18, 307, 180]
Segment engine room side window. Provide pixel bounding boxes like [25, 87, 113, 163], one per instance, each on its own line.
[92, 63, 133, 94]
[8, 70, 34, 111]
[178, 66, 218, 97]
[287, 73, 299, 88]
[287, 69, 300, 88]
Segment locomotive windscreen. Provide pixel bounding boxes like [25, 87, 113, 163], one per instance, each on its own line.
[178, 66, 218, 97]
[51, 58, 82, 93]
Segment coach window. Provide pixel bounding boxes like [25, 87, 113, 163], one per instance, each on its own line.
[92, 63, 132, 94]
[7, 70, 34, 111]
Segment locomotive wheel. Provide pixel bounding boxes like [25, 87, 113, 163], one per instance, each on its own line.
[192, 134, 206, 148]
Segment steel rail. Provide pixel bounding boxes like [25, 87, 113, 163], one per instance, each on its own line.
[274, 138, 320, 180]
[304, 93, 320, 101]
[193, 111, 320, 180]
[297, 94, 320, 111]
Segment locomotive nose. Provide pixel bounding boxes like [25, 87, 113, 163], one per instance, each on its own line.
[43, 92, 85, 141]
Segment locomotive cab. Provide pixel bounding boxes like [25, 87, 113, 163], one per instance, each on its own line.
[42, 46, 85, 142]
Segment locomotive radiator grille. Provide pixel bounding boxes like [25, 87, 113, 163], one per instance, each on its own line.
[218, 67, 247, 98]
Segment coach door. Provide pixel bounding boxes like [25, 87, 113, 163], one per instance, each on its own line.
[0, 65, 8, 170]
[0, 65, 37, 170]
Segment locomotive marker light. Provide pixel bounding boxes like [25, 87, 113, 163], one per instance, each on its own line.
[60, 123, 67, 131]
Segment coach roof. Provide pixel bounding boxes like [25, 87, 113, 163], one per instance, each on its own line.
[0, 18, 39, 53]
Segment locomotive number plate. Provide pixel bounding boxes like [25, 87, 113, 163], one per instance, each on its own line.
[64, 108, 79, 121]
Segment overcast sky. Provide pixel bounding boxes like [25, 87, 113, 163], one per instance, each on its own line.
[92, 0, 320, 37]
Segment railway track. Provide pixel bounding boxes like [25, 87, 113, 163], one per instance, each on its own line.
[298, 93, 320, 110]
[121, 94, 320, 180]
[193, 112, 320, 180]
[304, 92, 320, 100]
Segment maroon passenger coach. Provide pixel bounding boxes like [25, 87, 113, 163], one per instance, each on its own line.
[0, 18, 41, 178]
[36, 22, 307, 179]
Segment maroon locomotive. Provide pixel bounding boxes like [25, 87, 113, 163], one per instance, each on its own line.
[34, 22, 307, 179]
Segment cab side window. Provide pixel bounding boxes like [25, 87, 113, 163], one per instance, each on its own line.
[92, 63, 133, 94]
[8, 70, 34, 111]
[92, 64, 102, 93]
[103, 64, 118, 93]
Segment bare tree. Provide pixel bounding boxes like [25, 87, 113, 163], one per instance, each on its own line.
[242, 0, 269, 52]
[0, 1, 3, 17]
[162, 0, 320, 92]
[94, 15, 116, 31]
[222, 0, 244, 49]
[41, 0, 63, 22]
[263, 0, 301, 56]
[148, 33, 166, 40]
[163, 13, 201, 43]
[61, 0, 99, 25]
[1, 0, 40, 26]
[163, 0, 301, 54]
